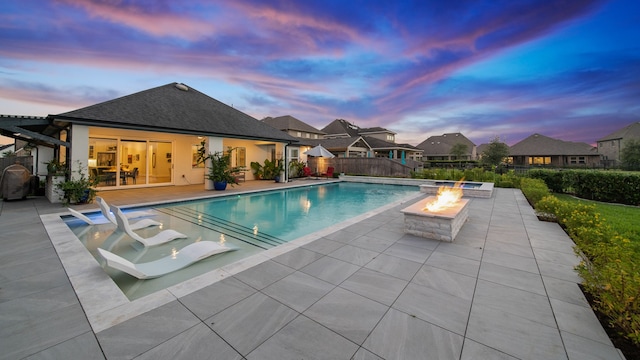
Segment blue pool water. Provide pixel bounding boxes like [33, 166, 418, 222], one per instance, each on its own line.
[434, 181, 481, 189]
[157, 182, 419, 247]
[66, 182, 420, 299]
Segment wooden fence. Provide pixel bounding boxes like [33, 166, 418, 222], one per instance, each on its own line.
[306, 157, 422, 178]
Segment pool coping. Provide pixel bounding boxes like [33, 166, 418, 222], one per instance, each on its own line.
[41, 180, 425, 333]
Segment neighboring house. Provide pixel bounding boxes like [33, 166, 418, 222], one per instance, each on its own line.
[305, 137, 373, 158]
[321, 119, 422, 160]
[509, 133, 599, 167]
[262, 115, 325, 140]
[416, 133, 477, 161]
[597, 121, 640, 167]
[476, 143, 488, 161]
[1, 83, 298, 195]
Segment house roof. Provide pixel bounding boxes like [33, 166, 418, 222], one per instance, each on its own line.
[305, 137, 371, 152]
[363, 136, 421, 151]
[321, 119, 360, 137]
[597, 122, 640, 142]
[416, 133, 475, 155]
[509, 133, 597, 156]
[262, 115, 325, 135]
[321, 119, 397, 137]
[52, 83, 298, 143]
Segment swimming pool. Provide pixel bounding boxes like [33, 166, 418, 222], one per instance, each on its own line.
[65, 182, 420, 300]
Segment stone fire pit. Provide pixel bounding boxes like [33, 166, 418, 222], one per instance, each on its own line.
[401, 196, 469, 242]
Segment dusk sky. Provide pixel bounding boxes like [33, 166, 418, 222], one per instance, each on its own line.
[1, 0, 639, 146]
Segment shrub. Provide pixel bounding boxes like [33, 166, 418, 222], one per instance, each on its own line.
[532, 195, 640, 345]
[519, 178, 550, 206]
[528, 169, 565, 193]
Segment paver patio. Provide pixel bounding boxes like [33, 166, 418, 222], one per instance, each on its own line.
[0, 183, 625, 359]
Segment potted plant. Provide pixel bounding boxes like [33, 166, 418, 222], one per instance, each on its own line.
[45, 159, 66, 175]
[250, 161, 263, 180]
[56, 161, 99, 205]
[197, 141, 242, 190]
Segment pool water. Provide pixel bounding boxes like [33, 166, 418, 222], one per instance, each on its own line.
[66, 182, 419, 300]
[434, 181, 482, 189]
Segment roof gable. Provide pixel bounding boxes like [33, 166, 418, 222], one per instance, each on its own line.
[262, 115, 325, 135]
[510, 133, 596, 156]
[598, 122, 640, 142]
[54, 83, 297, 143]
[416, 132, 475, 154]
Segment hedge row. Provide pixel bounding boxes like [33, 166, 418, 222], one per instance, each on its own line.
[534, 195, 640, 344]
[528, 169, 640, 205]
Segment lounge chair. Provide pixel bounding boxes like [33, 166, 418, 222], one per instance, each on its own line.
[111, 205, 187, 246]
[97, 196, 161, 230]
[303, 166, 312, 177]
[321, 166, 335, 179]
[97, 241, 235, 279]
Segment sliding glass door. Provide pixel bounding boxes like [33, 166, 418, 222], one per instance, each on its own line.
[149, 141, 172, 184]
[120, 140, 147, 186]
[89, 137, 172, 188]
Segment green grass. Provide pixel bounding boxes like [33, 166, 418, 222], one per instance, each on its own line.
[555, 193, 640, 252]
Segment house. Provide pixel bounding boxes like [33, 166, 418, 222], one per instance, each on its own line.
[597, 121, 640, 167]
[509, 133, 599, 167]
[321, 119, 422, 160]
[262, 115, 325, 140]
[1, 83, 299, 196]
[305, 137, 373, 158]
[416, 133, 476, 161]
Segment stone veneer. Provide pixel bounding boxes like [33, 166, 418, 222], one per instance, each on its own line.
[401, 197, 469, 242]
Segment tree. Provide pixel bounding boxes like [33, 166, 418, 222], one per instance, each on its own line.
[450, 143, 468, 160]
[620, 139, 640, 171]
[481, 136, 510, 167]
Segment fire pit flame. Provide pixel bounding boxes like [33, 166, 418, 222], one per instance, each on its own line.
[424, 179, 464, 212]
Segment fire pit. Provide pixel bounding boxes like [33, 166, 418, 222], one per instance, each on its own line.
[401, 181, 469, 242]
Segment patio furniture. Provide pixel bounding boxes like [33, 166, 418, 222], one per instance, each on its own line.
[97, 241, 236, 279]
[321, 166, 334, 179]
[232, 170, 246, 182]
[303, 166, 312, 177]
[96, 196, 160, 230]
[111, 204, 187, 246]
[126, 167, 138, 184]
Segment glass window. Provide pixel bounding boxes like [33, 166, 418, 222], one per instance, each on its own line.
[236, 147, 246, 167]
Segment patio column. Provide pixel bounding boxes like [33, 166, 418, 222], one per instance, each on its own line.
[204, 137, 224, 190]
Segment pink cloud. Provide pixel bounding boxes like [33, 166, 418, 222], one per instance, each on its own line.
[58, 0, 217, 41]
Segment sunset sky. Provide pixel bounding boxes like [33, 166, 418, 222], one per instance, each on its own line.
[1, 0, 638, 146]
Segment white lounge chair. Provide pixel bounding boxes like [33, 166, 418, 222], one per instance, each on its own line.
[111, 205, 187, 246]
[96, 196, 161, 230]
[68, 208, 97, 225]
[97, 241, 235, 279]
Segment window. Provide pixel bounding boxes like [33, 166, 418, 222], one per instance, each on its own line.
[306, 133, 310, 138]
[569, 156, 586, 164]
[387, 134, 394, 141]
[297, 132, 301, 137]
[236, 147, 246, 167]
[529, 157, 551, 165]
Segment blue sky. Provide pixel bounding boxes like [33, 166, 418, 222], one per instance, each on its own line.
[1, 0, 638, 146]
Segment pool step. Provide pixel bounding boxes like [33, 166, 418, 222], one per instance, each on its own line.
[156, 207, 286, 250]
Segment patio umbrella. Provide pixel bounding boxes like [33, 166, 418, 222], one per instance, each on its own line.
[304, 145, 334, 176]
[304, 145, 335, 158]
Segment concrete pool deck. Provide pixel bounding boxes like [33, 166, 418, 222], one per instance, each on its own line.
[0, 181, 625, 359]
